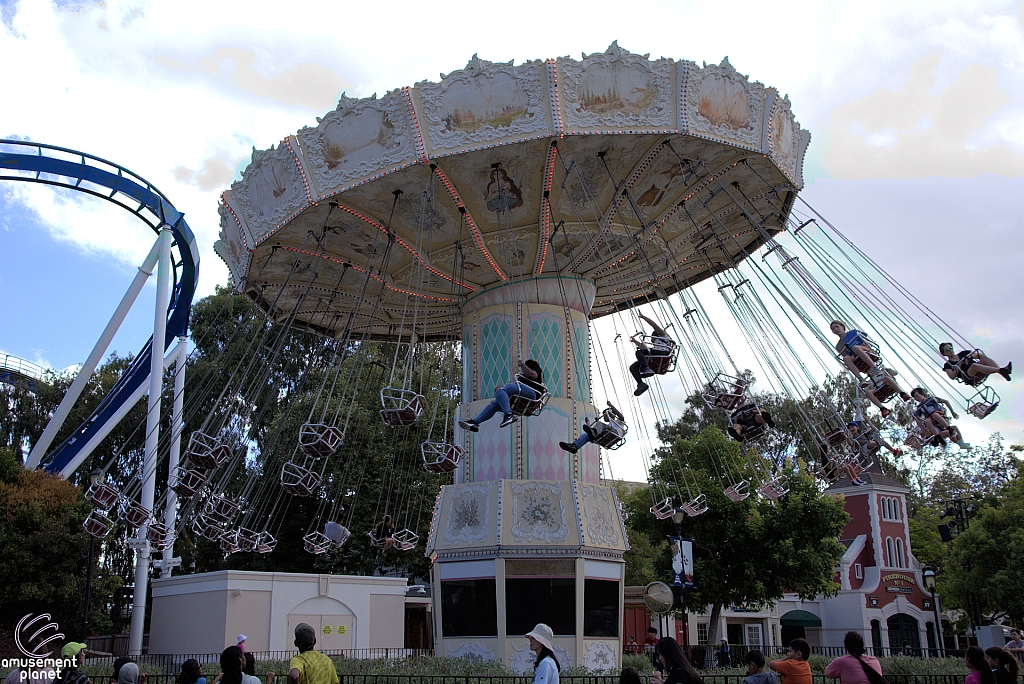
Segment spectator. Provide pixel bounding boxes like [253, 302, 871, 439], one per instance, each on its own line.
[825, 631, 883, 684]
[117, 662, 146, 684]
[743, 650, 779, 684]
[527, 623, 560, 684]
[625, 636, 641, 655]
[1007, 630, 1024, 664]
[620, 668, 642, 684]
[176, 660, 205, 684]
[769, 639, 812, 684]
[966, 646, 997, 684]
[651, 637, 704, 684]
[716, 639, 732, 668]
[237, 635, 248, 654]
[901, 642, 913, 657]
[54, 642, 91, 684]
[111, 657, 134, 684]
[985, 647, 1018, 684]
[645, 628, 659, 647]
[288, 623, 338, 684]
[4, 647, 56, 684]
[243, 653, 270, 684]
[213, 648, 271, 684]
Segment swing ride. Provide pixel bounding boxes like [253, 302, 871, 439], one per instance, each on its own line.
[6, 42, 1014, 666]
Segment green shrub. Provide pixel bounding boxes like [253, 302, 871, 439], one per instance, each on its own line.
[621, 654, 656, 673]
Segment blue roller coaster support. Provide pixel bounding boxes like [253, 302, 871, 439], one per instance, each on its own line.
[0, 140, 200, 475]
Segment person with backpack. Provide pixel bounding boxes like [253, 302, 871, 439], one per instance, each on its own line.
[825, 632, 884, 684]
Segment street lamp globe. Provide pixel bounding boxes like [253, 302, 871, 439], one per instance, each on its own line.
[923, 569, 936, 593]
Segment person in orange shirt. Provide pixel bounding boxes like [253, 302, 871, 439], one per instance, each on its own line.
[769, 639, 812, 684]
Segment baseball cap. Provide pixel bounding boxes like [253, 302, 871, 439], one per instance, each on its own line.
[525, 623, 554, 651]
[294, 623, 317, 647]
[61, 642, 87, 658]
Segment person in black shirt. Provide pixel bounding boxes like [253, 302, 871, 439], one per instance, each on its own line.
[984, 646, 1018, 684]
[373, 515, 395, 552]
[939, 343, 1011, 386]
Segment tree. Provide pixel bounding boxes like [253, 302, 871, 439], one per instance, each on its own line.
[634, 423, 849, 647]
[940, 461, 1024, 626]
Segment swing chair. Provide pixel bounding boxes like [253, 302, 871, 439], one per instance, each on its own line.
[83, 509, 114, 538]
[324, 521, 351, 548]
[422, 441, 462, 474]
[702, 372, 748, 412]
[629, 332, 679, 375]
[185, 431, 232, 470]
[967, 386, 1000, 419]
[303, 531, 333, 555]
[393, 528, 419, 551]
[724, 480, 751, 502]
[169, 466, 206, 498]
[756, 476, 789, 501]
[85, 481, 121, 511]
[281, 460, 322, 496]
[219, 531, 241, 554]
[298, 423, 345, 458]
[380, 388, 426, 426]
[255, 531, 277, 554]
[206, 494, 241, 522]
[679, 494, 709, 517]
[843, 339, 881, 375]
[368, 530, 387, 547]
[235, 527, 260, 553]
[728, 404, 770, 443]
[585, 414, 628, 450]
[650, 498, 676, 519]
[118, 498, 151, 528]
[192, 514, 226, 542]
[507, 373, 551, 417]
[146, 521, 173, 551]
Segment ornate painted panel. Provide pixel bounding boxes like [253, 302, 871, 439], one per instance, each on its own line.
[526, 312, 563, 398]
[412, 56, 554, 158]
[557, 42, 677, 134]
[683, 57, 766, 151]
[231, 139, 312, 245]
[524, 404, 572, 481]
[504, 480, 574, 545]
[767, 93, 811, 190]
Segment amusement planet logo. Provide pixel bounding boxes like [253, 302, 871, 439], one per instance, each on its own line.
[3, 614, 77, 680]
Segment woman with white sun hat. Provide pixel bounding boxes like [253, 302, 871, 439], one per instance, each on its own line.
[526, 623, 560, 684]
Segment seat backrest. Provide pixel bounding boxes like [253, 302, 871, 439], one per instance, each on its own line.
[516, 374, 547, 394]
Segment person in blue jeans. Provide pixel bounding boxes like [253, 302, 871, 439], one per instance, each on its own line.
[559, 402, 625, 453]
[459, 359, 544, 431]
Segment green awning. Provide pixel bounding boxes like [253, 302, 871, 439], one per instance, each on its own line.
[780, 610, 822, 627]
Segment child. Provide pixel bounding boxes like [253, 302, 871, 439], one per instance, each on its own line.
[939, 343, 1011, 385]
[744, 650, 779, 684]
[830, 320, 877, 378]
[910, 388, 968, 449]
[559, 402, 626, 454]
[460, 359, 544, 430]
[769, 638, 812, 684]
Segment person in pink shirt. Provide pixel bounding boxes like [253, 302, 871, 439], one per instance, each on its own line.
[965, 646, 996, 684]
[825, 632, 883, 684]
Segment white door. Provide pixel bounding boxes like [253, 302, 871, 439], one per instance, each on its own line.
[745, 624, 763, 648]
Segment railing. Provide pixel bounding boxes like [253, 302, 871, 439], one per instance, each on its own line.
[0, 353, 48, 383]
[653, 644, 964, 666]
[85, 649, 434, 671]
[83, 676, 970, 684]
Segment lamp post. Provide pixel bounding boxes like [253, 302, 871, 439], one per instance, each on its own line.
[923, 569, 943, 657]
[670, 510, 688, 658]
[82, 468, 102, 641]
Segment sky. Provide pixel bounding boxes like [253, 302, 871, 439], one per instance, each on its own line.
[1, 0, 1022, 482]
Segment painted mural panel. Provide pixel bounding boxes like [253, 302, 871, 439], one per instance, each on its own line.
[685, 57, 765, 150]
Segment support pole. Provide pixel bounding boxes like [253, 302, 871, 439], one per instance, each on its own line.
[128, 228, 171, 655]
[25, 238, 162, 470]
[162, 337, 187, 575]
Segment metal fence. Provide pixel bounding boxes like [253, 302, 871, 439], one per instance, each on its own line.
[85, 650, 434, 671]
[681, 644, 963, 666]
[106, 676, 969, 684]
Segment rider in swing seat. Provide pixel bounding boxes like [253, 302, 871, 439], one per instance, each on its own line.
[727, 403, 776, 442]
[373, 515, 395, 552]
[847, 420, 901, 458]
[559, 402, 626, 454]
[630, 313, 673, 396]
[910, 387, 969, 449]
[459, 359, 544, 431]
[939, 342, 1011, 385]
[861, 366, 907, 418]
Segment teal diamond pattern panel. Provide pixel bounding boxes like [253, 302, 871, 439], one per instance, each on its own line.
[571, 320, 590, 402]
[528, 314, 562, 398]
[480, 316, 512, 397]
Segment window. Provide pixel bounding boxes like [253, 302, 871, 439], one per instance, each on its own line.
[855, 563, 863, 580]
[895, 538, 906, 568]
[697, 622, 709, 645]
[584, 579, 619, 637]
[881, 496, 903, 521]
[506, 578, 576, 636]
[886, 537, 895, 567]
[441, 579, 497, 637]
[746, 624, 762, 647]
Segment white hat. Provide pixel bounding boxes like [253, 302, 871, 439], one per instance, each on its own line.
[526, 623, 554, 651]
[238, 634, 248, 643]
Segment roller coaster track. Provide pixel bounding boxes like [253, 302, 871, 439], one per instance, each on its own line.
[0, 353, 48, 393]
[0, 139, 199, 475]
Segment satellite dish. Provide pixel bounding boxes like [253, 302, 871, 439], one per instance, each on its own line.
[644, 581, 674, 615]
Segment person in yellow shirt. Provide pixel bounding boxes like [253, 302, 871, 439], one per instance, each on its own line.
[769, 639, 812, 684]
[287, 624, 339, 684]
